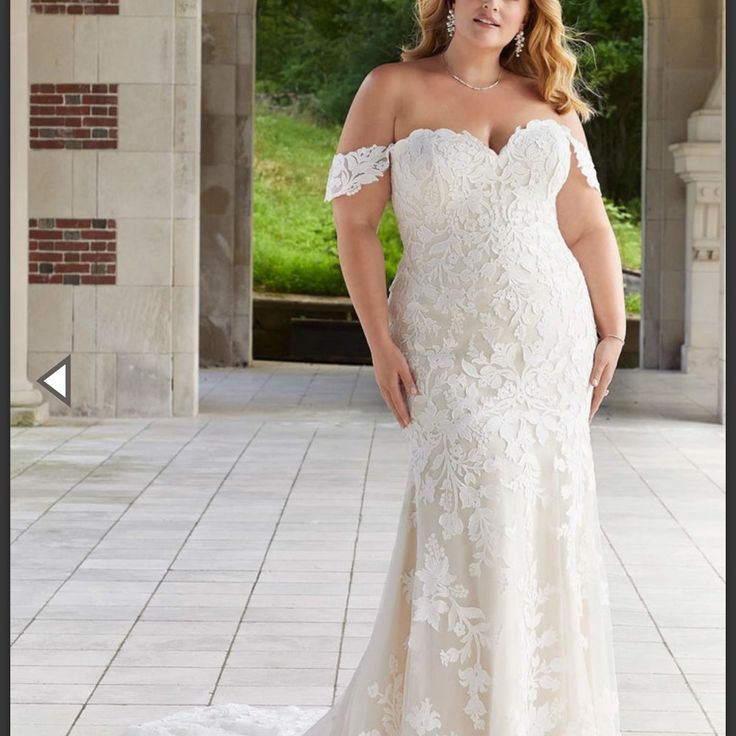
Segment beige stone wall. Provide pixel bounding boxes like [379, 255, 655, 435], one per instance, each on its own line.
[26, 0, 202, 416]
[199, 0, 255, 367]
[641, 0, 722, 369]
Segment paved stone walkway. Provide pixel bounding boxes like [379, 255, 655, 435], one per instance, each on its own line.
[11, 362, 724, 736]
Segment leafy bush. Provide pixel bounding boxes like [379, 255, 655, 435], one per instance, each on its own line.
[604, 198, 641, 271]
[253, 107, 402, 296]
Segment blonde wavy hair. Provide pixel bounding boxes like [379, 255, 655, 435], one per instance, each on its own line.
[400, 0, 599, 122]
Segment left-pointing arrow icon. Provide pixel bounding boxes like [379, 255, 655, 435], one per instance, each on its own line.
[37, 355, 72, 407]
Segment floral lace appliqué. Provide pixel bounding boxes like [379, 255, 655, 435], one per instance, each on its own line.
[324, 143, 393, 202]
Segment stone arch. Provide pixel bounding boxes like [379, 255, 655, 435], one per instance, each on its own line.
[197, 0, 725, 416]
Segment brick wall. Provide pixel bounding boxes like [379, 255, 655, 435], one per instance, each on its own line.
[30, 0, 119, 14]
[29, 218, 117, 285]
[30, 83, 118, 150]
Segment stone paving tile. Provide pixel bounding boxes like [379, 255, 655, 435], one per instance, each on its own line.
[11, 363, 724, 736]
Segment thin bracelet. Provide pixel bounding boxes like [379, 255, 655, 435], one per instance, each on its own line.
[598, 333, 626, 344]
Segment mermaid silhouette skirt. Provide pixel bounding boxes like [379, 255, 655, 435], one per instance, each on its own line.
[126, 119, 621, 736]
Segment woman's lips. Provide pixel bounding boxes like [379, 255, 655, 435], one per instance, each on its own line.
[474, 18, 500, 29]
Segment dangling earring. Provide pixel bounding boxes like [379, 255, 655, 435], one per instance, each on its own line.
[514, 29, 525, 56]
[446, 6, 455, 38]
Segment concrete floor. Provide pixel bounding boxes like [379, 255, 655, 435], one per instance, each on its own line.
[10, 362, 725, 736]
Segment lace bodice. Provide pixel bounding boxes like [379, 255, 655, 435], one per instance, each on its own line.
[324, 118, 600, 204]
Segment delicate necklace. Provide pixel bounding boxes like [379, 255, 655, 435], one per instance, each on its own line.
[441, 52, 502, 91]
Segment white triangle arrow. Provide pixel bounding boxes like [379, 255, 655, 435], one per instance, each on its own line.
[37, 355, 72, 406]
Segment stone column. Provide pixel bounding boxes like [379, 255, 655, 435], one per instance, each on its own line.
[200, 0, 255, 366]
[669, 70, 722, 384]
[10, 0, 48, 426]
[641, 1, 721, 370]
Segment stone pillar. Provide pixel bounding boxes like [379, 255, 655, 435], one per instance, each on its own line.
[25, 0, 202, 418]
[200, 0, 255, 367]
[669, 71, 722, 384]
[10, 0, 48, 426]
[641, 0, 721, 370]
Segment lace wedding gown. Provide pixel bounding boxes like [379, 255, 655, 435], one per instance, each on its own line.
[126, 118, 621, 736]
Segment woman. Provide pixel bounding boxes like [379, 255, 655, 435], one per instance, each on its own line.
[128, 0, 625, 734]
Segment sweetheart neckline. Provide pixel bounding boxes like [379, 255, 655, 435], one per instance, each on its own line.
[390, 118, 572, 160]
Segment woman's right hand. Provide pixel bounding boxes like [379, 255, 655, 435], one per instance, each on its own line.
[370, 337, 418, 429]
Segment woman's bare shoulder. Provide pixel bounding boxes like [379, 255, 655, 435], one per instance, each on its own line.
[356, 59, 433, 121]
[364, 58, 432, 88]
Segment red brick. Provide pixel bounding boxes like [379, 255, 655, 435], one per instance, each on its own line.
[80, 229, 110, 239]
[53, 242, 90, 251]
[30, 140, 65, 149]
[57, 263, 91, 273]
[83, 140, 116, 149]
[29, 229, 62, 239]
[30, 117, 62, 127]
[81, 95, 117, 105]
[31, 95, 64, 105]
[58, 106, 91, 116]
[81, 252, 115, 262]
[82, 116, 116, 127]
[56, 84, 89, 93]
[56, 219, 91, 227]
[30, 252, 64, 262]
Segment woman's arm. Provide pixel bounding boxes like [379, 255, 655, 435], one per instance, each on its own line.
[327, 63, 418, 427]
[331, 65, 395, 351]
[556, 111, 627, 420]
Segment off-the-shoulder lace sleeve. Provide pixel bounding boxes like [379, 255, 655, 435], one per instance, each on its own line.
[560, 126, 601, 193]
[324, 143, 393, 202]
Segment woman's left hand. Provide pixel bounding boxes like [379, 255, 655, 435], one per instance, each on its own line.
[588, 336, 624, 422]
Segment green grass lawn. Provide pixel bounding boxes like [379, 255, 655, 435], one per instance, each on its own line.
[253, 108, 642, 312]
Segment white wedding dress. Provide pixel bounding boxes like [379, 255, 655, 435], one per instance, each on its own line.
[126, 118, 621, 736]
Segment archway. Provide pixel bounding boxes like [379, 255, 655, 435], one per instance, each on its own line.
[196, 0, 725, 417]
